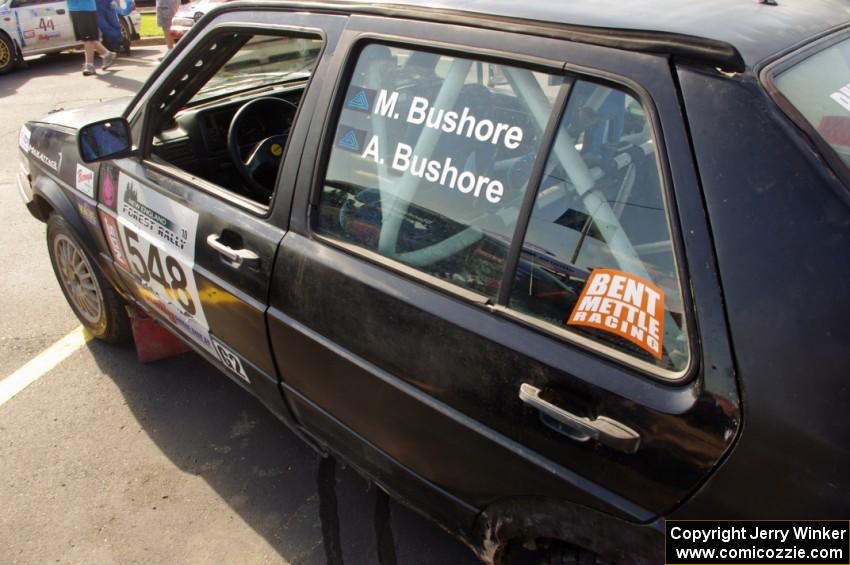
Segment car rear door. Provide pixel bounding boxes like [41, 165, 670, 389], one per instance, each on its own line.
[268, 15, 740, 529]
[96, 10, 346, 422]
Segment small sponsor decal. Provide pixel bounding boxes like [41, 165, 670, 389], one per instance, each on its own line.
[18, 126, 30, 153]
[211, 336, 249, 383]
[99, 210, 130, 272]
[568, 269, 665, 359]
[102, 174, 116, 207]
[23, 30, 35, 39]
[337, 128, 367, 152]
[344, 86, 376, 113]
[76, 197, 97, 226]
[28, 146, 61, 172]
[75, 164, 95, 198]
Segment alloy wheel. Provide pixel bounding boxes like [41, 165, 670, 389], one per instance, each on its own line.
[53, 234, 104, 325]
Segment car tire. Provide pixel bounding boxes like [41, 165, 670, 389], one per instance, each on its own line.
[0, 32, 16, 75]
[501, 541, 613, 565]
[119, 19, 132, 55]
[47, 215, 131, 343]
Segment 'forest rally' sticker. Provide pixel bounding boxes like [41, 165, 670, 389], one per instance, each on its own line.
[568, 269, 665, 359]
[100, 172, 214, 355]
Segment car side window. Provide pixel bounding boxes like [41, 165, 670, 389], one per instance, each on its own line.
[148, 32, 324, 207]
[10, 0, 55, 6]
[318, 44, 562, 301]
[508, 80, 689, 373]
[317, 44, 688, 375]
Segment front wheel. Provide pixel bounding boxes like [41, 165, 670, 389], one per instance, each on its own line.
[47, 215, 130, 343]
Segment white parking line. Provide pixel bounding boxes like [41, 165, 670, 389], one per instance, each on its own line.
[0, 327, 90, 407]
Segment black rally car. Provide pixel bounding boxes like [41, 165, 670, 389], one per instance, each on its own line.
[15, 0, 850, 562]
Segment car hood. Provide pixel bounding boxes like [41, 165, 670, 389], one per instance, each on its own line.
[34, 96, 134, 130]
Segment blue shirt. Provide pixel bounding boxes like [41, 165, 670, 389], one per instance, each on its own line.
[67, 0, 97, 12]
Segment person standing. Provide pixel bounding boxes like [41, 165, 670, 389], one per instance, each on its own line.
[156, 0, 180, 52]
[68, 0, 116, 76]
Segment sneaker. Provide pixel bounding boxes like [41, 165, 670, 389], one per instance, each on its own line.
[101, 51, 116, 70]
[82, 63, 96, 76]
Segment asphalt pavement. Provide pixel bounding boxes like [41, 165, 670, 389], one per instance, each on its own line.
[0, 47, 477, 565]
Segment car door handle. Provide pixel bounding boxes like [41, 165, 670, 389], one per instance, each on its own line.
[519, 383, 640, 453]
[206, 233, 260, 269]
[56, 8, 65, 13]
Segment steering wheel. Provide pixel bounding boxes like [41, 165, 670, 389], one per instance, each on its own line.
[227, 97, 297, 199]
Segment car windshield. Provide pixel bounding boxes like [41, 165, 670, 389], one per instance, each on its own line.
[773, 35, 850, 174]
[191, 35, 321, 103]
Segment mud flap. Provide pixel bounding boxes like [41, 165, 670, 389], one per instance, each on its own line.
[318, 455, 344, 565]
[374, 486, 397, 565]
[316, 454, 399, 565]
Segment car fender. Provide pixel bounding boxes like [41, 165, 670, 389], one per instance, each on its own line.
[32, 172, 100, 255]
[31, 170, 133, 299]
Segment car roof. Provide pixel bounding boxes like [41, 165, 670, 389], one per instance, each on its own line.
[258, 0, 850, 72]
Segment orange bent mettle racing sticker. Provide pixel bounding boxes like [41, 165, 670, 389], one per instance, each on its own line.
[567, 269, 666, 360]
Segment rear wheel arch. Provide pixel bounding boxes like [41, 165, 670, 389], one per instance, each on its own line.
[472, 497, 661, 565]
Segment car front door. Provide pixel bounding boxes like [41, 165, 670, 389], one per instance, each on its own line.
[268, 15, 741, 538]
[10, 0, 73, 52]
[96, 11, 346, 421]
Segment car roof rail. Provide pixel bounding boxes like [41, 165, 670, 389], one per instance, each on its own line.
[228, 0, 747, 73]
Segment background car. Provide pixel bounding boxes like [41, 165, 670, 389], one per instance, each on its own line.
[169, 0, 229, 41]
[0, 0, 140, 74]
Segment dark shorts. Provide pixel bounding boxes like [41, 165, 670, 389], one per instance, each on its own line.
[70, 10, 100, 42]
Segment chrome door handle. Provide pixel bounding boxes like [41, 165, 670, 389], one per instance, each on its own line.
[206, 233, 260, 269]
[519, 383, 640, 453]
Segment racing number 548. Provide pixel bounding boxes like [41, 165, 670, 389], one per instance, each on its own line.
[123, 227, 196, 315]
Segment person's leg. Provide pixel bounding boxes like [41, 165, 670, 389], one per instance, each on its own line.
[83, 41, 95, 65]
[163, 23, 175, 50]
[92, 40, 116, 69]
[90, 40, 108, 57]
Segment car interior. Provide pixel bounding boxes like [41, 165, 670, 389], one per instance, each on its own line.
[148, 32, 323, 205]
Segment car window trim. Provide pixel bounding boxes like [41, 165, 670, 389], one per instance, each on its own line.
[496, 77, 574, 305]
[137, 22, 329, 219]
[308, 32, 695, 383]
[760, 27, 850, 194]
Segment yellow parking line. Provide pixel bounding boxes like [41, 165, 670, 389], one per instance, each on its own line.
[0, 327, 91, 407]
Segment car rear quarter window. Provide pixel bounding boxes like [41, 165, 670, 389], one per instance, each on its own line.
[508, 80, 689, 374]
[772, 36, 850, 174]
[318, 44, 561, 302]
